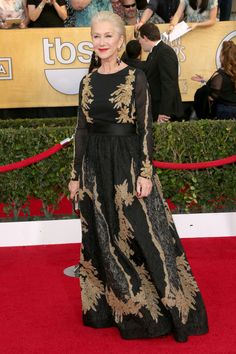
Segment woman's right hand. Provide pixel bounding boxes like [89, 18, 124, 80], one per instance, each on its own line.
[68, 180, 80, 200]
[191, 74, 205, 83]
[135, 21, 144, 31]
[167, 23, 175, 33]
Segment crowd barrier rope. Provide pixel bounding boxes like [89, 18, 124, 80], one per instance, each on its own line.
[0, 137, 72, 173]
[0, 137, 235, 173]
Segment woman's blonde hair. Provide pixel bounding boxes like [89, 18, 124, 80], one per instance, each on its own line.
[221, 41, 236, 90]
[91, 11, 126, 46]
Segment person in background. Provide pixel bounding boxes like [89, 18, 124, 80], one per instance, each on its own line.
[64, 0, 76, 26]
[218, 0, 232, 20]
[139, 22, 183, 122]
[168, 0, 218, 32]
[136, 0, 147, 10]
[110, 0, 124, 19]
[0, 0, 29, 28]
[70, 0, 112, 27]
[121, 39, 146, 70]
[28, 0, 67, 27]
[68, 10, 208, 342]
[192, 41, 236, 119]
[122, 0, 164, 25]
[136, 0, 180, 29]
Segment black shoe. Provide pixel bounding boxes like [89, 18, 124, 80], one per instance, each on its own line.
[173, 332, 188, 343]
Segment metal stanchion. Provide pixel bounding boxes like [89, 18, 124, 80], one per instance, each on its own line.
[63, 264, 80, 278]
[63, 193, 80, 278]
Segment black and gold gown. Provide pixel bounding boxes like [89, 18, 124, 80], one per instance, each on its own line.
[71, 66, 208, 340]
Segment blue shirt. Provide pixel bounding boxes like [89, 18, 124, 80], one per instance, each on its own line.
[73, 0, 112, 27]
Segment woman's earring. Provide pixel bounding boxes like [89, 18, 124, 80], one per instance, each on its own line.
[94, 53, 99, 65]
[116, 56, 121, 65]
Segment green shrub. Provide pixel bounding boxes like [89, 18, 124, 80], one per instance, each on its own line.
[153, 120, 236, 212]
[0, 125, 74, 219]
[0, 119, 235, 220]
[0, 117, 77, 129]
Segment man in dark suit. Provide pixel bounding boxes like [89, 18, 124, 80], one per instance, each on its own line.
[139, 23, 183, 122]
[121, 40, 146, 71]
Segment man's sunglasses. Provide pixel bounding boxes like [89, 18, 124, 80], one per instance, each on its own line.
[123, 3, 136, 8]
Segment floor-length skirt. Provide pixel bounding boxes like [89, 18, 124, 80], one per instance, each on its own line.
[76, 133, 208, 340]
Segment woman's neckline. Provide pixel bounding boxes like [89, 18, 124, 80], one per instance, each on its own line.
[96, 65, 129, 76]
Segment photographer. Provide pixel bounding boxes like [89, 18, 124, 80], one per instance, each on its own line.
[0, 0, 29, 29]
[28, 0, 67, 27]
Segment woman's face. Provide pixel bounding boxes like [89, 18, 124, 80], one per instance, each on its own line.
[91, 20, 123, 61]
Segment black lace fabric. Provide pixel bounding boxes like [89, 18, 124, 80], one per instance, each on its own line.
[71, 67, 208, 340]
[209, 72, 223, 100]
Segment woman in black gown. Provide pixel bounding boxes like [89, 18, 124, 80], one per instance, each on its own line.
[68, 11, 208, 342]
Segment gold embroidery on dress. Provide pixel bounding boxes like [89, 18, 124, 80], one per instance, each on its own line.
[80, 245, 105, 314]
[136, 264, 162, 322]
[140, 160, 153, 179]
[140, 90, 153, 179]
[105, 262, 163, 323]
[70, 167, 78, 180]
[93, 177, 134, 298]
[175, 254, 199, 324]
[111, 163, 162, 323]
[109, 69, 136, 124]
[81, 74, 94, 123]
[115, 178, 135, 258]
[105, 287, 143, 323]
[139, 197, 199, 323]
[161, 254, 200, 324]
[138, 198, 171, 297]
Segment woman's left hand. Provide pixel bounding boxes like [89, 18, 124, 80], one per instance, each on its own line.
[136, 176, 152, 198]
[188, 23, 198, 30]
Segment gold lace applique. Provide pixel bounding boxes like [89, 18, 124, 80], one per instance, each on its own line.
[109, 69, 136, 124]
[115, 178, 135, 258]
[80, 256, 105, 314]
[137, 264, 162, 322]
[162, 254, 200, 324]
[106, 287, 143, 323]
[70, 167, 78, 180]
[140, 159, 153, 179]
[81, 74, 94, 123]
[105, 263, 162, 323]
[112, 167, 162, 323]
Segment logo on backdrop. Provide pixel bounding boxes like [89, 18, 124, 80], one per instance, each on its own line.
[43, 37, 93, 95]
[0, 57, 13, 80]
[215, 30, 236, 69]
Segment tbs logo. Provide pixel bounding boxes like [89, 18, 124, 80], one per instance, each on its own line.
[43, 38, 93, 95]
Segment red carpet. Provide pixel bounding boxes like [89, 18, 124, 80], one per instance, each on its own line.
[0, 237, 236, 354]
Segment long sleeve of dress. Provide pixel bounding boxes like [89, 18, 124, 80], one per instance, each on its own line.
[71, 78, 88, 181]
[209, 72, 223, 101]
[135, 69, 153, 179]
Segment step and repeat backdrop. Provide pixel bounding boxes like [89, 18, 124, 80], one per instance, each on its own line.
[0, 22, 235, 108]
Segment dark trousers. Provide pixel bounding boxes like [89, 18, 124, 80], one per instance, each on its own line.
[218, 0, 232, 21]
[216, 103, 236, 119]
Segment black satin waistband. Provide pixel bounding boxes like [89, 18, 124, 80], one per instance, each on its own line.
[88, 123, 136, 136]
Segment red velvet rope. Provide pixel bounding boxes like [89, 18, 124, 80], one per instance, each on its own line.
[0, 138, 235, 173]
[0, 143, 64, 173]
[152, 154, 236, 170]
